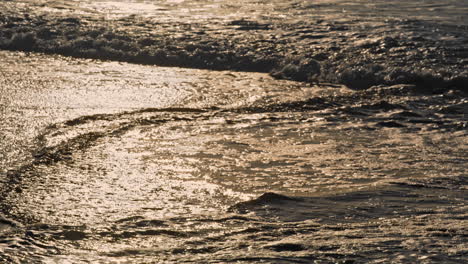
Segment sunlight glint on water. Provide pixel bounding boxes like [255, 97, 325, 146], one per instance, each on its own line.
[0, 0, 467, 263]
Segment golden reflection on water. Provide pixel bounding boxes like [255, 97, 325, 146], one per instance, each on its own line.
[0, 0, 467, 261]
[0, 50, 307, 224]
[0, 41, 466, 262]
[73, 0, 468, 25]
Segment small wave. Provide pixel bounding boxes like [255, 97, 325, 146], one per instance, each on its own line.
[229, 192, 301, 213]
[227, 181, 466, 222]
[34, 107, 216, 166]
[0, 2, 466, 91]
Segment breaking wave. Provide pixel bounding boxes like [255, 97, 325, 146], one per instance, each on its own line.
[0, 0, 467, 91]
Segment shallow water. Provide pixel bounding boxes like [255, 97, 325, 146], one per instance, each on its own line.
[1, 0, 467, 263]
[1, 50, 466, 263]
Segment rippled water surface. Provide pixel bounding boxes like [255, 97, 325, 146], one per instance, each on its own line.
[0, 0, 467, 263]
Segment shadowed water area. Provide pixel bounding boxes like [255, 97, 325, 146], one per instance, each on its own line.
[0, 1, 467, 263]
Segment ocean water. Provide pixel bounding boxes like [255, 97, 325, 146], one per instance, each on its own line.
[0, 0, 467, 263]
